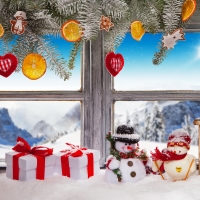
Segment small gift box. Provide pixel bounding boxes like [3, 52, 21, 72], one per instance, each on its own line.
[5, 137, 56, 181]
[55, 143, 100, 180]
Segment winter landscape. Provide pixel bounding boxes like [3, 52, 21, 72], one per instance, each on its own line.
[1, 100, 200, 200]
[0, 128, 199, 200]
[0, 100, 200, 160]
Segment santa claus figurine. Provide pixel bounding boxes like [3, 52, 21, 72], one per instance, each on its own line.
[10, 11, 28, 35]
[105, 124, 152, 183]
[151, 129, 196, 181]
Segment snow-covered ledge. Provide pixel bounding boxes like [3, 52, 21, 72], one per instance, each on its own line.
[193, 118, 200, 174]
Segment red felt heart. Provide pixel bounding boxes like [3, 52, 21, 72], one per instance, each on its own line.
[105, 52, 124, 77]
[0, 53, 18, 78]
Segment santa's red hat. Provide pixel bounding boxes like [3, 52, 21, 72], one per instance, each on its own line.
[167, 129, 191, 150]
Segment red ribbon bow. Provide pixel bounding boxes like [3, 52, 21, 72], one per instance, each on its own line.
[60, 143, 94, 178]
[12, 137, 53, 180]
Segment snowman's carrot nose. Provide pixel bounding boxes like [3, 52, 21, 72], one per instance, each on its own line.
[127, 146, 132, 150]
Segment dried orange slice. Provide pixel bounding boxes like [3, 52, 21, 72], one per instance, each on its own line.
[182, 0, 196, 22]
[22, 53, 46, 80]
[61, 20, 82, 42]
[0, 24, 4, 38]
[131, 21, 145, 41]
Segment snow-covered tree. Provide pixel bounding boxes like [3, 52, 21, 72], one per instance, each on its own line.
[143, 109, 151, 141]
[182, 115, 198, 145]
[132, 114, 142, 138]
[126, 111, 131, 125]
[150, 102, 165, 142]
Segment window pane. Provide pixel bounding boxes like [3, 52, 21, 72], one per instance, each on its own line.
[0, 37, 81, 91]
[0, 101, 81, 162]
[114, 101, 198, 157]
[114, 33, 200, 90]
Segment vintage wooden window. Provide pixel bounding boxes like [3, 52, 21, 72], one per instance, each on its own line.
[1, 12, 200, 168]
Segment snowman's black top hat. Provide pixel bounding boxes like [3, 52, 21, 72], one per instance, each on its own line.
[112, 124, 140, 144]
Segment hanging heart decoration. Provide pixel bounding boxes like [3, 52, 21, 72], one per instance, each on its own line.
[0, 53, 18, 78]
[105, 52, 124, 77]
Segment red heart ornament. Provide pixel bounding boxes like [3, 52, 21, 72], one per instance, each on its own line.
[105, 52, 124, 77]
[0, 53, 18, 78]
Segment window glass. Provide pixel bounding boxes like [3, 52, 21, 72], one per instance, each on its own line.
[114, 101, 198, 157]
[0, 36, 81, 91]
[0, 101, 81, 162]
[114, 33, 200, 90]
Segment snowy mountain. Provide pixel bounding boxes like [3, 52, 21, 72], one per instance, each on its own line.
[162, 101, 200, 135]
[30, 120, 58, 138]
[115, 101, 199, 143]
[0, 108, 42, 146]
[54, 104, 80, 134]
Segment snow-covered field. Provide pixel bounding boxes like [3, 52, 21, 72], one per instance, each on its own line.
[0, 130, 198, 166]
[0, 131, 200, 200]
[1, 165, 200, 200]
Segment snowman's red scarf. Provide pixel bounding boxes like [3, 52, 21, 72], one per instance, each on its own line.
[110, 147, 149, 161]
[151, 147, 187, 162]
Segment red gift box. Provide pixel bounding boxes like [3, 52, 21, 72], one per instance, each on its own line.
[55, 143, 100, 180]
[5, 137, 55, 181]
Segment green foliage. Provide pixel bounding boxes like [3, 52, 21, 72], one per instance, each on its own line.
[68, 41, 82, 70]
[162, 0, 185, 33]
[78, 0, 102, 41]
[0, 0, 197, 78]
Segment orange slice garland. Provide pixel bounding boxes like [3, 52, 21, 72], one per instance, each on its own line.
[0, 24, 4, 38]
[131, 21, 145, 41]
[22, 53, 46, 80]
[182, 0, 196, 22]
[61, 20, 82, 42]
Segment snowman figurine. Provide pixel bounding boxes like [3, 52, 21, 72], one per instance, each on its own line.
[151, 129, 196, 181]
[105, 124, 151, 183]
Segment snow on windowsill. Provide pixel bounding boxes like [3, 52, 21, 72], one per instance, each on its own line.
[1, 170, 200, 200]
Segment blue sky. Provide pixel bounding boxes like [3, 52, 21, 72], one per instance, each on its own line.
[0, 36, 81, 91]
[1, 32, 200, 90]
[115, 32, 200, 90]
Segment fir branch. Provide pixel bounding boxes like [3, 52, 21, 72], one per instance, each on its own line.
[162, 0, 185, 34]
[54, 0, 81, 16]
[30, 11, 61, 35]
[12, 32, 40, 72]
[37, 36, 72, 81]
[12, 28, 72, 80]
[68, 41, 82, 70]
[104, 12, 130, 53]
[132, 0, 162, 33]
[45, 0, 80, 25]
[24, 1, 46, 12]
[102, 0, 128, 20]
[152, 42, 168, 65]
[77, 0, 102, 41]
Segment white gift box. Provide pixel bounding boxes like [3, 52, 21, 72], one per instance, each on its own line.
[5, 151, 56, 181]
[55, 149, 100, 180]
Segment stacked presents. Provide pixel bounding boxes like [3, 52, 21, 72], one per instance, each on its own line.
[5, 137, 100, 181]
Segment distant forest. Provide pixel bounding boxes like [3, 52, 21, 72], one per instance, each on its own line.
[115, 101, 198, 145]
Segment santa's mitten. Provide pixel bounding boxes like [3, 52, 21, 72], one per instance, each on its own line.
[106, 156, 120, 170]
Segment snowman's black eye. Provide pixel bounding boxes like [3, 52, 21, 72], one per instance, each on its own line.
[128, 143, 131, 145]
[125, 143, 127, 145]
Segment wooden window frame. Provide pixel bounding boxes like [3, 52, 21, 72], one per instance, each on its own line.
[1, 28, 200, 167]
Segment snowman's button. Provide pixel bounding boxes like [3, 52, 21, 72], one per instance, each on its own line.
[127, 161, 133, 167]
[130, 171, 136, 177]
